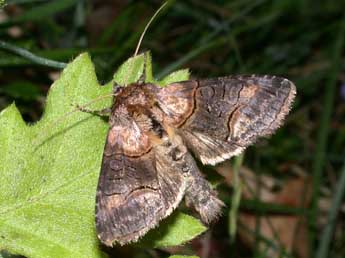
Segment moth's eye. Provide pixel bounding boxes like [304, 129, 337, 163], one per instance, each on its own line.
[113, 83, 123, 95]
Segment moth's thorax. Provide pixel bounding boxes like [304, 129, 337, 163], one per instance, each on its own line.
[109, 83, 165, 134]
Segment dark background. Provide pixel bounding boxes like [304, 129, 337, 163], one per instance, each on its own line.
[1, 0, 345, 258]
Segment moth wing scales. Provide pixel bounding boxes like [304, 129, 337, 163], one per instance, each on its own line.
[95, 121, 186, 246]
[157, 76, 296, 165]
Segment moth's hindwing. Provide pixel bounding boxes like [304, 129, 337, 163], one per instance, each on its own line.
[158, 75, 296, 165]
[95, 120, 186, 246]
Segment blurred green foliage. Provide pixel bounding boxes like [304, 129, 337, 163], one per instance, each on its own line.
[1, 0, 345, 258]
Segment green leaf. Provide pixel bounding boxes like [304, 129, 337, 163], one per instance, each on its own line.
[113, 53, 145, 85]
[144, 51, 155, 83]
[0, 53, 111, 258]
[159, 69, 190, 86]
[169, 255, 200, 258]
[140, 212, 206, 248]
[0, 51, 205, 257]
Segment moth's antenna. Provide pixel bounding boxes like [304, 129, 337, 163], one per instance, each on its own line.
[134, 1, 169, 56]
[34, 93, 114, 146]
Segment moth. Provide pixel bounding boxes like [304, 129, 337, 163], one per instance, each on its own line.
[78, 64, 296, 246]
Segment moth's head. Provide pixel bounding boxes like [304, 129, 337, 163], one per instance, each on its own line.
[113, 82, 124, 97]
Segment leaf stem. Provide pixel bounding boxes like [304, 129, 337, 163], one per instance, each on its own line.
[0, 40, 67, 69]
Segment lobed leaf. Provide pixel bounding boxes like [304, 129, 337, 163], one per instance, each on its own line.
[0, 52, 205, 258]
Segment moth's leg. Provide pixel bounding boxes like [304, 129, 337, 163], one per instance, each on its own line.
[73, 104, 111, 117]
[183, 155, 224, 224]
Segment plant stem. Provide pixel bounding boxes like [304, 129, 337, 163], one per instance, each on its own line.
[309, 16, 345, 255]
[315, 160, 345, 258]
[229, 153, 244, 242]
[0, 40, 67, 69]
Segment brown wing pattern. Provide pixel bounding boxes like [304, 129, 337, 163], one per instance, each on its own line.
[156, 81, 197, 127]
[158, 75, 296, 165]
[95, 74, 296, 245]
[95, 121, 186, 246]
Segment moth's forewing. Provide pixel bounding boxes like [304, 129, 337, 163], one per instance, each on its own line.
[156, 81, 197, 126]
[157, 76, 296, 165]
[95, 115, 187, 246]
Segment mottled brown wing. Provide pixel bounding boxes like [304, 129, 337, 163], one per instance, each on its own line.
[95, 120, 186, 246]
[157, 75, 296, 165]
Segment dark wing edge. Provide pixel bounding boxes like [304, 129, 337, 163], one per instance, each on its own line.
[244, 76, 296, 135]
